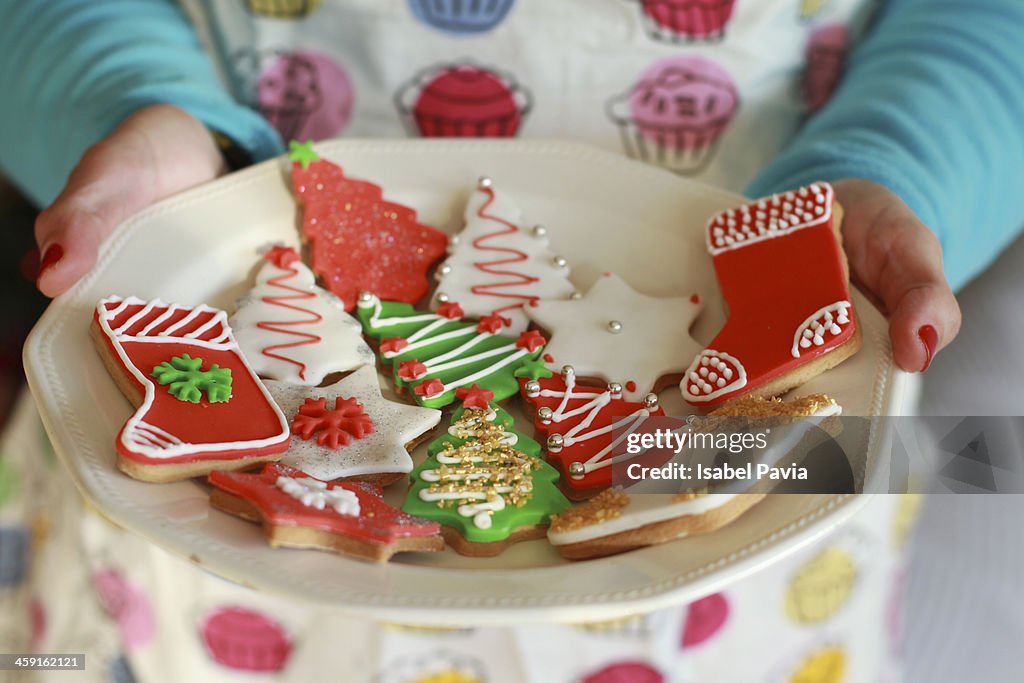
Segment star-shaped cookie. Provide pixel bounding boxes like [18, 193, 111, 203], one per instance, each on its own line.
[525, 272, 702, 400]
[264, 365, 441, 483]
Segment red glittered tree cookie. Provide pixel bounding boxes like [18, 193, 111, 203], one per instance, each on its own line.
[288, 141, 448, 309]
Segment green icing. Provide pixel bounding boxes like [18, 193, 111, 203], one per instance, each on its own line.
[357, 297, 546, 410]
[152, 354, 232, 404]
[514, 355, 554, 380]
[0, 458, 17, 507]
[288, 139, 320, 169]
[403, 404, 569, 544]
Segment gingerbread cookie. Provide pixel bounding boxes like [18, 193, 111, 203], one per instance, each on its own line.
[520, 365, 665, 501]
[682, 183, 861, 407]
[547, 489, 764, 560]
[209, 463, 444, 563]
[432, 177, 576, 333]
[264, 365, 441, 484]
[402, 385, 570, 557]
[230, 245, 373, 385]
[91, 296, 291, 482]
[357, 293, 550, 409]
[526, 272, 702, 401]
[288, 141, 448, 309]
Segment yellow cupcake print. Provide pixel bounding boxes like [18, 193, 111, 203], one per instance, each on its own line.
[245, 0, 321, 19]
[784, 546, 856, 623]
[789, 646, 846, 683]
[410, 672, 482, 683]
[800, 0, 829, 19]
[892, 494, 923, 549]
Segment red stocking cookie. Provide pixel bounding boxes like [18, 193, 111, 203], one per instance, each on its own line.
[432, 177, 576, 333]
[521, 365, 665, 500]
[92, 296, 291, 482]
[682, 183, 860, 407]
[209, 463, 444, 563]
[289, 141, 448, 309]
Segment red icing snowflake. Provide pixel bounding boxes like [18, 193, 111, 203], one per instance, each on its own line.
[455, 385, 494, 409]
[291, 396, 374, 449]
[292, 154, 448, 310]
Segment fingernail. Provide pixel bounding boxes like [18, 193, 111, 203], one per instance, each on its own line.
[918, 324, 938, 372]
[36, 243, 64, 282]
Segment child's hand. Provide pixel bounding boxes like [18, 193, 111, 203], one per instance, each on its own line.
[832, 179, 961, 373]
[34, 104, 226, 297]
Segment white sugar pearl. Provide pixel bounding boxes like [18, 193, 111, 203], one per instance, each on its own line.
[813, 335, 824, 345]
[717, 378, 726, 387]
[699, 367, 709, 377]
[724, 368, 733, 379]
[701, 357, 709, 366]
[709, 372, 718, 381]
[803, 329, 814, 338]
[801, 338, 812, 348]
[831, 324, 842, 334]
[690, 372, 699, 381]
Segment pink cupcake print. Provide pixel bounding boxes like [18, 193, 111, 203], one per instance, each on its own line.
[607, 55, 738, 175]
[631, 0, 737, 43]
[199, 606, 292, 672]
[680, 592, 730, 648]
[93, 569, 154, 650]
[258, 50, 355, 141]
[581, 661, 664, 683]
[804, 25, 848, 112]
[395, 61, 532, 138]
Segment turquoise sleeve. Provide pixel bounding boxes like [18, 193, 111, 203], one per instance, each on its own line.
[0, 0, 283, 207]
[747, 0, 1024, 291]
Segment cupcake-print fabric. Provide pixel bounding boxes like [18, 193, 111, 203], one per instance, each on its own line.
[194, 0, 874, 191]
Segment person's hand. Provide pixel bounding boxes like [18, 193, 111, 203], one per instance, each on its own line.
[35, 104, 227, 297]
[832, 178, 961, 372]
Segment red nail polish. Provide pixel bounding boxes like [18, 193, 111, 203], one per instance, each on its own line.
[918, 324, 939, 372]
[36, 243, 64, 281]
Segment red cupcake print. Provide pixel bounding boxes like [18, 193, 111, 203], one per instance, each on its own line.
[631, 0, 738, 43]
[396, 61, 532, 137]
[804, 25, 848, 112]
[581, 661, 664, 683]
[258, 50, 355, 141]
[607, 55, 738, 175]
[680, 592, 730, 648]
[199, 606, 292, 672]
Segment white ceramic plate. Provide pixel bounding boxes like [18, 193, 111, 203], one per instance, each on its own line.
[23, 140, 906, 625]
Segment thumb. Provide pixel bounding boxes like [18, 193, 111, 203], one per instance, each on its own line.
[834, 179, 961, 373]
[35, 104, 226, 297]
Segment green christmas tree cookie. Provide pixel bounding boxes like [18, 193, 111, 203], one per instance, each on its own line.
[402, 385, 569, 556]
[356, 293, 549, 409]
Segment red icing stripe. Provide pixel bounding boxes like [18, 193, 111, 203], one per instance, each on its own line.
[256, 255, 323, 382]
[469, 186, 541, 315]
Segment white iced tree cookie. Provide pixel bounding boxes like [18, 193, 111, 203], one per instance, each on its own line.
[432, 177, 576, 334]
[230, 245, 374, 386]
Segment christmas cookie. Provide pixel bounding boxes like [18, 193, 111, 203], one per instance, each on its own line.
[289, 141, 448, 309]
[682, 183, 861, 407]
[432, 177, 576, 333]
[209, 463, 443, 562]
[402, 386, 569, 556]
[547, 489, 763, 560]
[395, 61, 532, 137]
[357, 293, 549, 409]
[526, 272, 702, 401]
[264, 365, 441, 483]
[520, 365, 665, 500]
[91, 296, 291, 483]
[230, 245, 373, 385]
